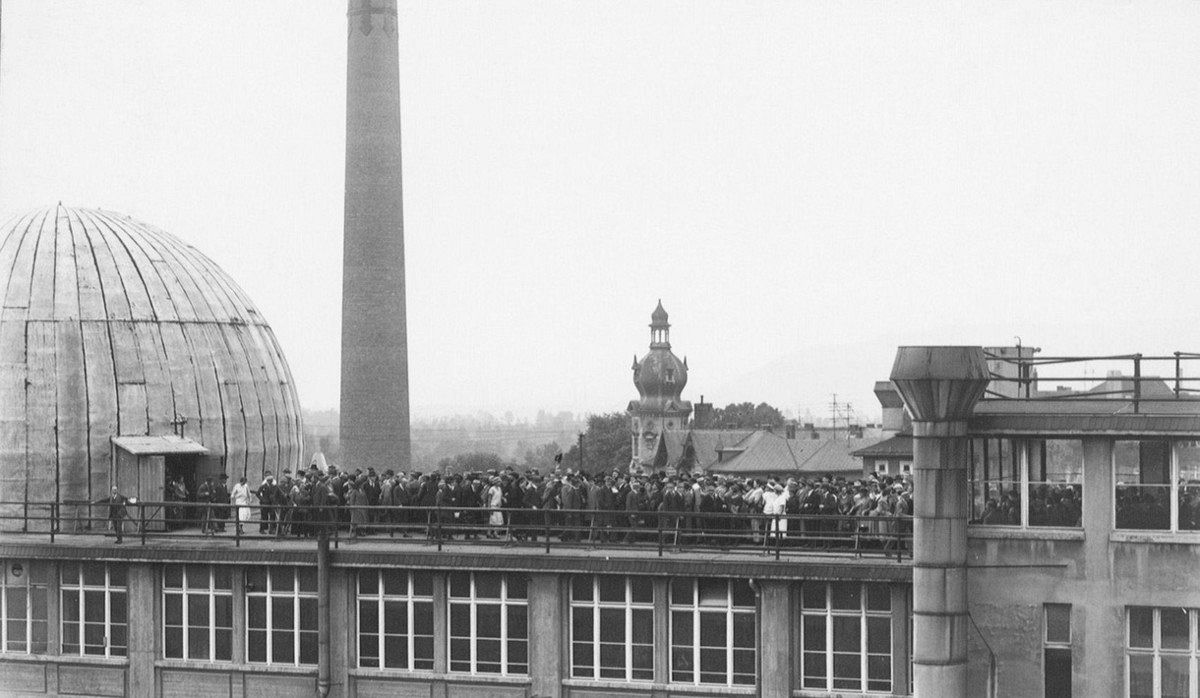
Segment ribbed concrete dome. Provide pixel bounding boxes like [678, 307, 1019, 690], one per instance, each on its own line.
[0, 205, 303, 512]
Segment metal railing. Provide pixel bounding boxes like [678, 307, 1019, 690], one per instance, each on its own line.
[983, 351, 1200, 413]
[0, 500, 911, 561]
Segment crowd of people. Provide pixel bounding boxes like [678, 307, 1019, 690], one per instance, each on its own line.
[163, 464, 914, 549]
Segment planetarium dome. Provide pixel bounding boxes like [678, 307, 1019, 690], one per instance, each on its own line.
[0, 205, 302, 519]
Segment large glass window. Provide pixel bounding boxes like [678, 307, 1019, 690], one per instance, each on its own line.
[669, 578, 756, 686]
[1127, 607, 1197, 698]
[570, 575, 654, 681]
[1028, 440, 1084, 527]
[802, 583, 892, 693]
[163, 565, 232, 661]
[1116, 441, 1172, 530]
[61, 562, 126, 657]
[357, 570, 434, 671]
[969, 438, 1022, 525]
[970, 438, 1083, 528]
[447, 572, 528, 676]
[246, 566, 318, 666]
[1, 560, 48, 654]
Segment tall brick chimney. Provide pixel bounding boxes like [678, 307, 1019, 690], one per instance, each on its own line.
[340, 0, 411, 471]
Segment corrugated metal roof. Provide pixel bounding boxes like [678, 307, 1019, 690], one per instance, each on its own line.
[851, 435, 913, 458]
[112, 435, 209, 456]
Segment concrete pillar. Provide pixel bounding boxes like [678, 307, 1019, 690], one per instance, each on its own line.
[757, 580, 793, 698]
[528, 574, 562, 698]
[126, 564, 156, 697]
[891, 346, 990, 698]
[341, 0, 411, 472]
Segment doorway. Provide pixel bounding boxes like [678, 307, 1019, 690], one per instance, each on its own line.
[164, 454, 198, 529]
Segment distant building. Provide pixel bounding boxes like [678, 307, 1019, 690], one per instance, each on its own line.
[628, 301, 692, 466]
[708, 427, 883, 480]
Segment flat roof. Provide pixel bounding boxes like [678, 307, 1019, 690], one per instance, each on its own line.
[111, 435, 209, 456]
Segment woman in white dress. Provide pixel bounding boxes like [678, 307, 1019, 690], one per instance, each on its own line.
[232, 476, 254, 535]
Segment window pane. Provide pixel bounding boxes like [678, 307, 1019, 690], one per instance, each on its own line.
[412, 572, 432, 597]
[188, 595, 209, 626]
[359, 601, 378, 634]
[832, 616, 861, 652]
[413, 602, 433, 634]
[867, 617, 891, 654]
[803, 615, 826, 651]
[475, 573, 501, 599]
[214, 596, 232, 629]
[598, 576, 624, 603]
[213, 567, 231, 590]
[449, 604, 469, 636]
[358, 570, 378, 596]
[297, 568, 317, 593]
[188, 627, 209, 659]
[272, 631, 294, 663]
[631, 609, 653, 645]
[866, 584, 890, 611]
[1044, 647, 1071, 698]
[83, 591, 104, 622]
[248, 629, 266, 662]
[272, 598, 294, 630]
[697, 579, 727, 607]
[110, 593, 126, 624]
[382, 570, 406, 596]
[82, 563, 105, 587]
[477, 605, 501, 638]
[299, 599, 317, 631]
[507, 606, 528, 640]
[803, 652, 826, 688]
[1128, 609, 1153, 649]
[699, 613, 725, 648]
[571, 576, 592, 602]
[833, 652, 861, 683]
[248, 597, 266, 630]
[630, 577, 653, 604]
[165, 626, 183, 658]
[215, 628, 231, 661]
[246, 567, 266, 593]
[1045, 604, 1071, 644]
[1160, 608, 1189, 650]
[299, 631, 318, 665]
[108, 565, 126, 587]
[270, 567, 293, 592]
[383, 601, 406, 634]
[670, 578, 692, 605]
[1162, 654, 1190, 698]
[165, 594, 182, 626]
[803, 584, 827, 610]
[384, 636, 406, 668]
[164, 566, 183, 589]
[449, 573, 470, 598]
[572, 607, 592, 640]
[599, 608, 624, 643]
[830, 585, 860, 611]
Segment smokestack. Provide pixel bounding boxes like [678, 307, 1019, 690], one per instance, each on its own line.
[340, 0, 410, 471]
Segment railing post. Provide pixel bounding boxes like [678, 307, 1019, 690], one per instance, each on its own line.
[235, 510, 241, 548]
[545, 514, 551, 555]
[1175, 351, 1182, 398]
[774, 515, 781, 561]
[140, 503, 147, 546]
[657, 515, 664, 557]
[436, 505, 443, 552]
[1133, 353, 1143, 413]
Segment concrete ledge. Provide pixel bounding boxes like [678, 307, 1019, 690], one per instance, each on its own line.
[1110, 531, 1200, 545]
[564, 679, 754, 695]
[968, 526, 1084, 541]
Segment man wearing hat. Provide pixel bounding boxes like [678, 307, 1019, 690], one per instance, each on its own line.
[213, 473, 231, 532]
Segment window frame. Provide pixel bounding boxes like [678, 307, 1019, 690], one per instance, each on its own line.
[1113, 440, 1200, 533]
[245, 566, 318, 666]
[60, 563, 127, 658]
[668, 578, 757, 687]
[800, 582, 893, 694]
[162, 565, 233, 662]
[1125, 606, 1198, 698]
[969, 437, 1084, 529]
[1, 560, 48, 655]
[446, 572, 529, 677]
[356, 569, 435, 671]
[568, 575, 654, 682]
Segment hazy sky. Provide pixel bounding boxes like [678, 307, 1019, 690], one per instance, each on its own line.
[2, 1, 1199, 420]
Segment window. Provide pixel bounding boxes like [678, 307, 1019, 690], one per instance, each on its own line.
[1114, 441, 1200, 532]
[164, 565, 232, 661]
[1, 560, 48, 654]
[1028, 440, 1083, 527]
[447, 572, 528, 676]
[570, 576, 654, 681]
[969, 438, 1083, 528]
[358, 570, 434, 670]
[61, 563, 126, 657]
[669, 578, 755, 686]
[970, 438, 1021, 525]
[1127, 607, 1197, 698]
[246, 566, 317, 666]
[875, 462, 889, 475]
[899, 462, 912, 476]
[802, 583, 891, 693]
[1044, 604, 1072, 698]
[665, 369, 675, 384]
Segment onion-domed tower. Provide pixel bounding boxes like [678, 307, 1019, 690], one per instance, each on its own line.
[628, 301, 692, 465]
